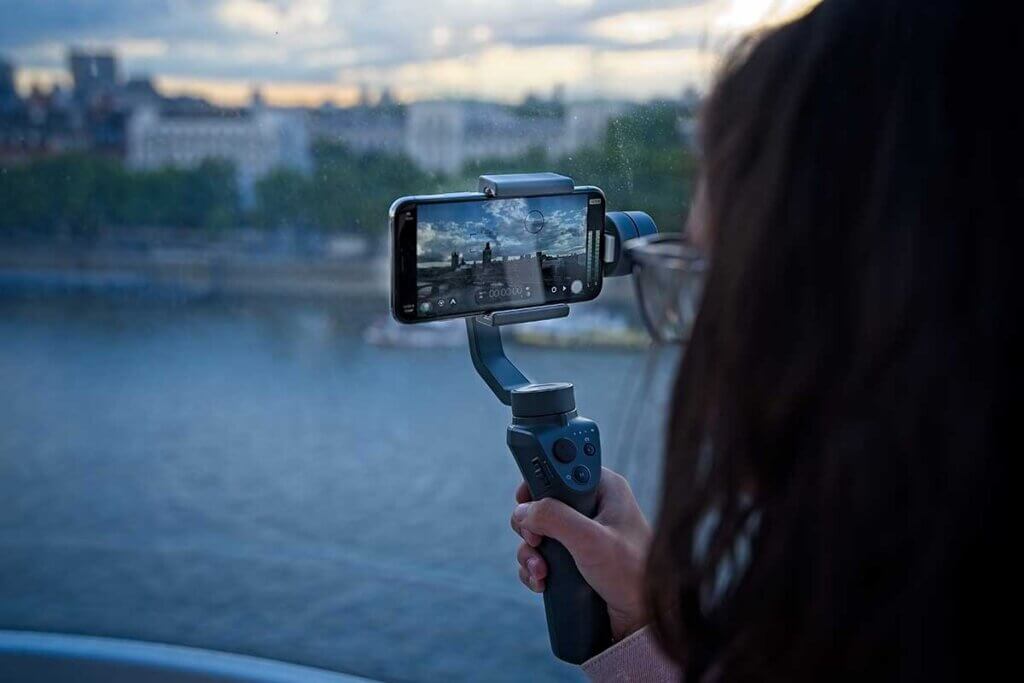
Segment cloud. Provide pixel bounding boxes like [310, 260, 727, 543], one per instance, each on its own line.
[216, 0, 329, 35]
[0, 0, 815, 104]
[418, 195, 588, 262]
[586, 4, 720, 45]
[346, 45, 594, 102]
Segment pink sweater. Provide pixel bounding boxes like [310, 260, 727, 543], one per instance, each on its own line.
[581, 626, 682, 682]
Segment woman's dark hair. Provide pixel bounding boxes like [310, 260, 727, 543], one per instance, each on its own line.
[646, 1, 1016, 680]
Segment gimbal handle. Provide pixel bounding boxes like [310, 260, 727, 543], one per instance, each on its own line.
[466, 310, 612, 664]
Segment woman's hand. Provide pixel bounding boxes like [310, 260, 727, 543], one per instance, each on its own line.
[510, 467, 651, 642]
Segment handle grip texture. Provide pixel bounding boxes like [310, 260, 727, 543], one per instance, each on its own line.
[538, 534, 612, 663]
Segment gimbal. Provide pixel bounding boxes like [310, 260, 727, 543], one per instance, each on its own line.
[466, 173, 656, 664]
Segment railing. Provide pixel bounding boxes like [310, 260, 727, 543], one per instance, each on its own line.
[0, 630, 377, 683]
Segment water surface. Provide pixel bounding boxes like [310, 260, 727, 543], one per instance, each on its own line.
[0, 296, 674, 682]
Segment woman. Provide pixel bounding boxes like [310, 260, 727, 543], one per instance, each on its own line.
[511, 1, 1014, 680]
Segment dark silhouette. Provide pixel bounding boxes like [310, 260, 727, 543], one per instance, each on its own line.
[645, 2, 1014, 681]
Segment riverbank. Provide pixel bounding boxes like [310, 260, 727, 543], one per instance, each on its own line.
[0, 239, 638, 305]
[0, 243, 388, 301]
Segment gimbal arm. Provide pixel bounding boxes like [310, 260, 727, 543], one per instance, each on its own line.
[465, 305, 568, 405]
[464, 173, 656, 665]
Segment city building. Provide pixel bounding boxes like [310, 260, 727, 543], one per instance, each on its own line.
[404, 99, 632, 174]
[561, 101, 632, 154]
[1, 51, 134, 160]
[405, 101, 563, 174]
[126, 91, 311, 202]
[677, 87, 703, 144]
[0, 79, 88, 160]
[116, 76, 162, 111]
[0, 57, 17, 107]
[69, 49, 118, 105]
[309, 103, 404, 155]
[3, 43, 686, 183]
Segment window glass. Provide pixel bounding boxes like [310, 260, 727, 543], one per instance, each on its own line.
[0, 1, 809, 680]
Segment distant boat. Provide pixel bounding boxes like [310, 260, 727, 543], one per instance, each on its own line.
[512, 310, 649, 350]
[363, 315, 465, 348]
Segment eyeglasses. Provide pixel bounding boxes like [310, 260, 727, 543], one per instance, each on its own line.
[625, 233, 708, 345]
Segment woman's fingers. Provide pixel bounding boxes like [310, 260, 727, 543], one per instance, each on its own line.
[511, 482, 542, 545]
[510, 503, 543, 547]
[518, 541, 548, 593]
[518, 565, 545, 593]
[513, 497, 606, 565]
[515, 481, 533, 504]
[516, 542, 547, 579]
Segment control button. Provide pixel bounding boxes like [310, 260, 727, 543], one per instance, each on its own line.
[572, 465, 591, 484]
[571, 279, 583, 294]
[526, 210, 545, 234]
[552, 438, 577, 463]
[583, 443, 597, 457]
[531, 457, 551, 491]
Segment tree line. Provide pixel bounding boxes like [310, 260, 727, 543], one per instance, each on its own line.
[0, 103, 697, 241]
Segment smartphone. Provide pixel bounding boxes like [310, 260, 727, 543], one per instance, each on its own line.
[390, 187, 606, 323]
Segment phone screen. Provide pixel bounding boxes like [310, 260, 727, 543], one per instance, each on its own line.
[394, 190, 604, 322]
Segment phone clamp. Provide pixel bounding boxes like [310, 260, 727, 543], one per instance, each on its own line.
[478, 172, 574, 199]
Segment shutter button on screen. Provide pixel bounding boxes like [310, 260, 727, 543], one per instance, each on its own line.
[553, 438, 577, 463]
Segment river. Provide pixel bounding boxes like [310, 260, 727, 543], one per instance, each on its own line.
[0, 293, 676, 682]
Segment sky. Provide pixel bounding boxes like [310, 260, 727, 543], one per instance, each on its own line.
[417, 195, 588, 265]
[0, 0, 817, 106]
